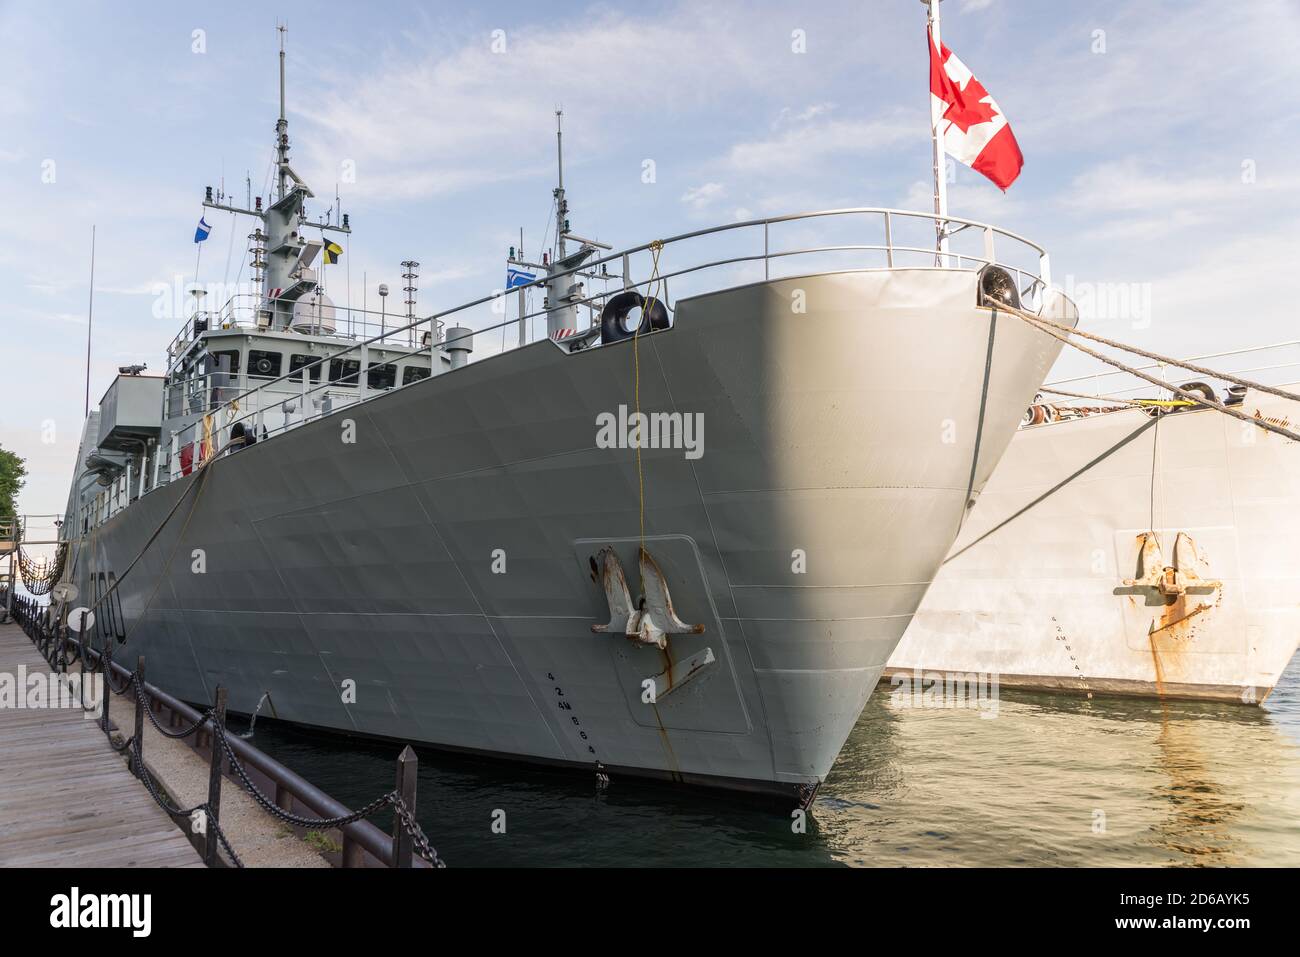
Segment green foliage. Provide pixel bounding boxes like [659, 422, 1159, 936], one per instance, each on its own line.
[0, 444, 26, 519]
[304, 830, 342, 855]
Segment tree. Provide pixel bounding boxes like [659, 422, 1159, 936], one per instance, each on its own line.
[0, 444, 27, 520]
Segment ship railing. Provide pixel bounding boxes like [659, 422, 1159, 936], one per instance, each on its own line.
[147, 207, 1051, 483]
[167, 293, 440, 373]
[1044, 339, 1300, 404]
[211, 293, 432, 344]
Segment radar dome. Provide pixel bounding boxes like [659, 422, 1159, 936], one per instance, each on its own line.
[291, 290, 337, 335]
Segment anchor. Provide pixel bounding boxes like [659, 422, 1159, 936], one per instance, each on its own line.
[591, 546, 705, 649]
[1123, 531, 1222, 598]
[1121, 531, 1222, 634]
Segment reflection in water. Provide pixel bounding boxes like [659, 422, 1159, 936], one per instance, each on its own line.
[1147, 700, 1245, 865]
[246, 655, 1300, 867]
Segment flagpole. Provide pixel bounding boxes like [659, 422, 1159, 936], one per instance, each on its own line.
[925, 0, 950, 263]
[193, 241, 203, 314]
[84, 225, 96, 417]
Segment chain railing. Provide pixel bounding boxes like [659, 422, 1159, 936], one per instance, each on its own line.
[8, 597, 445, 869]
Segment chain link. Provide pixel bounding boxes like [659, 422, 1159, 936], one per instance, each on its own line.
[390, 794, 447, 868]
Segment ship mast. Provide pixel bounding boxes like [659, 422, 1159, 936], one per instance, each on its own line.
[199, 26, 351, 331]
[554, 111, 567, 262]
[505, 112, 612, 341]
[276, 23, 289, 203]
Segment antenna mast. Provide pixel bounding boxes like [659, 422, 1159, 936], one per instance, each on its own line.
[554, 110, 567, 261]
[276, 22, 289, 202]
[401, 260, 420, 346]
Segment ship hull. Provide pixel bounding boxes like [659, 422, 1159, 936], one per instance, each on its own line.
[69, 269, 1071, 799]
[890, 388, 1300, 704]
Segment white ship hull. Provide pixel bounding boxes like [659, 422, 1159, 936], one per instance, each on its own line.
[890, 387, 1300, 703]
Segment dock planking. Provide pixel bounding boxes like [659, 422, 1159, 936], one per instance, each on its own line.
[0, 622, 203, 867]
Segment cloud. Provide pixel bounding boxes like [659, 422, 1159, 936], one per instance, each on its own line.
[293, 8, 797, 204]
[725, 113, 918, 174]
[681, 182, 726, 210]
[1060, 158, 1296, 242]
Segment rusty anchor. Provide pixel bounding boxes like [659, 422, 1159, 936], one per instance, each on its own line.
[591, 546, 705, 650]
[1123, 531, 1223, 635]
[1123, 531, 1222, 598]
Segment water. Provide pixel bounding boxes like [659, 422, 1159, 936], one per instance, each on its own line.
[244, 654, 1300, 867]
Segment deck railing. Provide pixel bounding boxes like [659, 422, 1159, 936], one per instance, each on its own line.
[119, 207, 1054, 512]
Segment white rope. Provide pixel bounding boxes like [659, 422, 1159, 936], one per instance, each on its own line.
[1023, 309, 1300, 405]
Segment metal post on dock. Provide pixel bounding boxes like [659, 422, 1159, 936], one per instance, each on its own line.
[205, 685, 228, 867]
[392, 745, 417, 868]
[92, 613, 112, 734]
[74, 615, 85, 703]
[132, 656, 146, 778]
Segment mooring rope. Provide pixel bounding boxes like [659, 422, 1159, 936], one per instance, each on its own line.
[80, 457, 215, 629]
[1002, 304, 1300, 444]
[1021, 308, 1300, 406]
[1038, 386, 1180, 409]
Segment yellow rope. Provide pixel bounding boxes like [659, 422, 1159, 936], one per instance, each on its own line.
[634, 241, 665, 591]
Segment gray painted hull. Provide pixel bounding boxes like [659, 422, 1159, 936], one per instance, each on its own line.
[68, 269, 1070, 799]
[891, 387, 1300, 703]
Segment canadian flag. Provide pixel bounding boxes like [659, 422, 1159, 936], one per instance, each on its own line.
[929, 27, 1023, 191]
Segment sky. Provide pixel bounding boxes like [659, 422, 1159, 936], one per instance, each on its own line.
[1, 0, 1298, 518]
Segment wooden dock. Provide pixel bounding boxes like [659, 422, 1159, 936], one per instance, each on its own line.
[0, 622, 203, 867]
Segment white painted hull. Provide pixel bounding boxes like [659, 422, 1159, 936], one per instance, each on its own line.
[890, 388, 1300, 703]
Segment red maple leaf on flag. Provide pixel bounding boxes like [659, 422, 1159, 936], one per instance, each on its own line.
[941, 73, 999, 134]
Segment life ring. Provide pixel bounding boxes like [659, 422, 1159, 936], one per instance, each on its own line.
[600, 290, 670, 345]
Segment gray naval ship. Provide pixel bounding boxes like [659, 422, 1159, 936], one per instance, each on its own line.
[56, 44, 1075, 803]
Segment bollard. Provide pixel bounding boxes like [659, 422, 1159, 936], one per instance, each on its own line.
[205, 686, 228, 867]
[131, 656, 146, 778]
[392, 745, 417, 868]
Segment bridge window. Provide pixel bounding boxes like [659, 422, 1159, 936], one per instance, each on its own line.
[402, 366, 431, 385]
[367, 363, 397, 390]
[248, 350, 283, 379]
[288, 353, 323, 382]
[329, 358, 361, 385]
[210, 349, 241, 373]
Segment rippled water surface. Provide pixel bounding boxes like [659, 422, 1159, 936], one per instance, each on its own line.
[247, 654, 1300, 866]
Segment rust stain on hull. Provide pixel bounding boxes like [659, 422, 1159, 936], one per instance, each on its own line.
[1147, 590, 1219, 693]
[651, 641, 682, 782]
